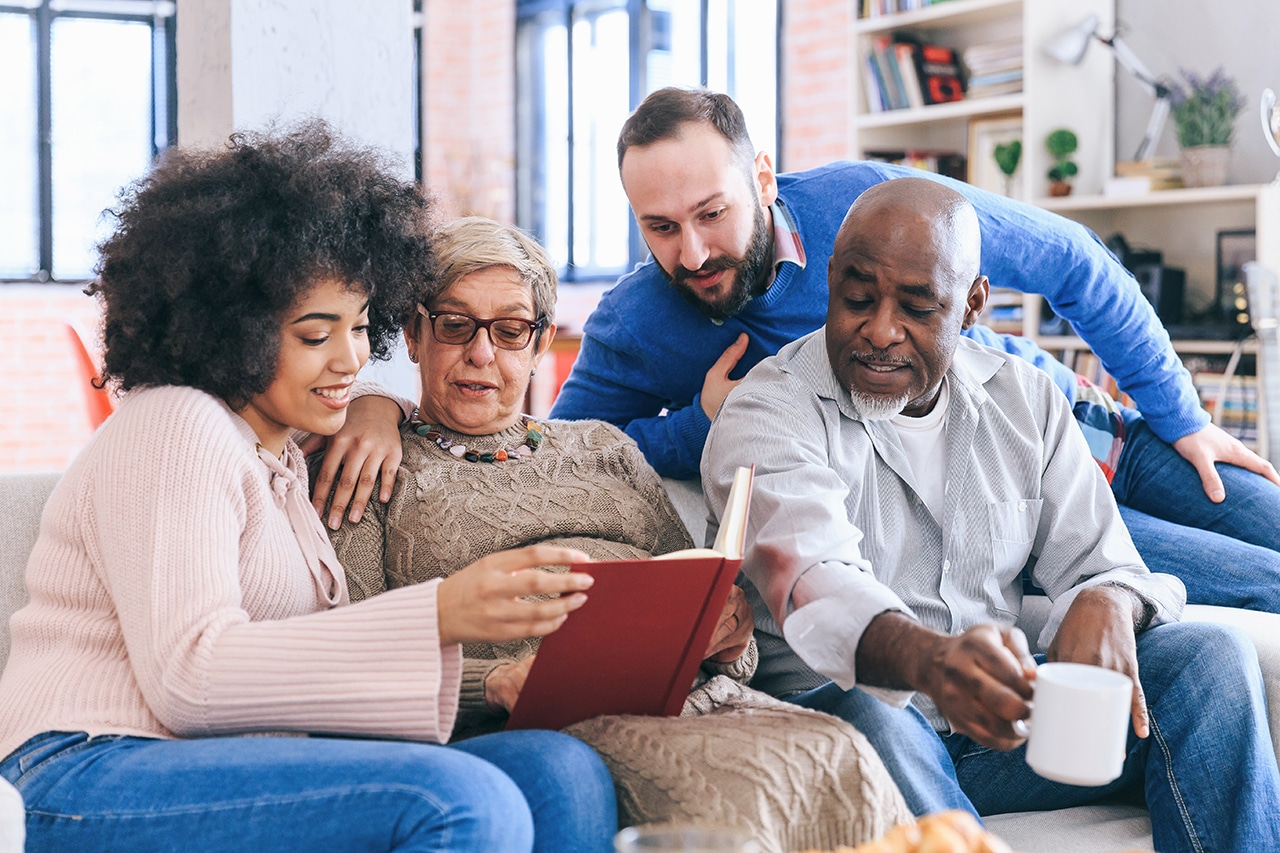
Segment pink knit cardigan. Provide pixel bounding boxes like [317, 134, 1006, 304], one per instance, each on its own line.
[0, 385, 461, 760]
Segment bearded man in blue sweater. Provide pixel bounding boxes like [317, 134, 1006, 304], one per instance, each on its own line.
[549, 86, 1280, 613]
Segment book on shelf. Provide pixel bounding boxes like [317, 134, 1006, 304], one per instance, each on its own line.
[870, 35, 910, 110]
[1194, 372, 1259, 443]
[914, 43, 965, 105]
[864, 149, 966, 182]
[859, 0, 956, 18]
[961, 37, 1022, 99]
[1114, 158, 1184, 191]
[977, 287, 1025, 335]
[505, 465, 755, 732]
[894, 41, 926, 109]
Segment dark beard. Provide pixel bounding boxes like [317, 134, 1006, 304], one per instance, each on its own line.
[665, 204, 773, 321]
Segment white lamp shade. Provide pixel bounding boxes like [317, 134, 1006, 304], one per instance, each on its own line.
[1043, 14, 1100, 66]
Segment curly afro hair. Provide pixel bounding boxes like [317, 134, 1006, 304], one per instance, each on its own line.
[90, 120, 434, 409]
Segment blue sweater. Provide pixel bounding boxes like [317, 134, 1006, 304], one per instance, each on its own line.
[550, 161, 1205, 478]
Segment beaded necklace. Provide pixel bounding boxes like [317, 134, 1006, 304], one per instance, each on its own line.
[409, 409, 543, 463]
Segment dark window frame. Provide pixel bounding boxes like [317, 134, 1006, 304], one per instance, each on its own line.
[516, 0, 781, 285]
[0, 0, 177, 284]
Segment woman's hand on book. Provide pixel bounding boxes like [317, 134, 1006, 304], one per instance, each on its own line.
[705, 585, 754, 662]
[437, 546, 593, 646]
[486, 656, 536, 712]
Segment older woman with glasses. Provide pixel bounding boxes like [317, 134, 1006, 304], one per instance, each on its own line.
[330, 216, 757, 737]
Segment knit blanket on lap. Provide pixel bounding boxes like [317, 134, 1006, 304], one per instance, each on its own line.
[566, 676, 912, 853]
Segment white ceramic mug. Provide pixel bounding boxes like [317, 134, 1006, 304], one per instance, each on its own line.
[614, 826, 761, 853]
[1022, 662, 1133, 787]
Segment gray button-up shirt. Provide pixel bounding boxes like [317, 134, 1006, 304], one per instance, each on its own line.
[702, 331, 1186, 731]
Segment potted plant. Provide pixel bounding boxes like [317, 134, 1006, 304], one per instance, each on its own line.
[1169, 67, 1245, 187]
[1045, 128, 1078, 196]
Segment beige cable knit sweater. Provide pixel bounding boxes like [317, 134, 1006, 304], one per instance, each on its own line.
[0, 386, 462, 761]
[330, 417, 756, 738]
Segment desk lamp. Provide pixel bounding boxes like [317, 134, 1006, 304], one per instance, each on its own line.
[1044, 14, 1171, 162]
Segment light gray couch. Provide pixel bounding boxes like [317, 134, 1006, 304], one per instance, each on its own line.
[4, 471, 1280, 853]
[660, 475, 1280, 853]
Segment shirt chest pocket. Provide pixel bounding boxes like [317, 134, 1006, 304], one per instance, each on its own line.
[988, 498, 1043, 577]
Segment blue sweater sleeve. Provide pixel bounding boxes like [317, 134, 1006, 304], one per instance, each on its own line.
[950, 176, 1209, 442]
[550, 309, 710, 480]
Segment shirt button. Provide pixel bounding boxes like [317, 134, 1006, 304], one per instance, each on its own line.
[1018, 501, 1027, 512]
[942, 559, 951, 573]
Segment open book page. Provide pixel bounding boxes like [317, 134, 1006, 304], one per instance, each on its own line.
[652, 465, 754, 561]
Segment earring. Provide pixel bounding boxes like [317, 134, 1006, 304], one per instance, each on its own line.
[408, 352, 418, 363]
[530, 367, 537, 377]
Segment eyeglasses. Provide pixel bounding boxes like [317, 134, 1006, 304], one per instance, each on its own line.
[417, 305, 546, 351]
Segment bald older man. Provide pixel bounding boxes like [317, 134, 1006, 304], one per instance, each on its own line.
[704, 178, 1280, 853]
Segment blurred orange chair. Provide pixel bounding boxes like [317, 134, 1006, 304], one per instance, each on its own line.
[65, 322, 114, 429]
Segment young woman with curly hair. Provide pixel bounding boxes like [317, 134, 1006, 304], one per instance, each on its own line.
[0, 123, 616, 853]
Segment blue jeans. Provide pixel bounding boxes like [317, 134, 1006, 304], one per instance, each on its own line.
[1, 729, 616, 853]
[946, 622, 1280, 853]
[785, 682, 979, 820]
[1112, 416, 1280, 611]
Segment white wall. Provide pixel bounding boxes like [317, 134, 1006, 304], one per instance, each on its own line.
[175, 0, 420, 395]
[177, 0, 415, 172]
[1115, 0, 1280, 184]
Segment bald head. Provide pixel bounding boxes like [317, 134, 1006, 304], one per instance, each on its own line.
[825, 177, 989, 419]
[838, 178, 981, 291]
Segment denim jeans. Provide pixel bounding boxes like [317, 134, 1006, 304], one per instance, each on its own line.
[1112, 415, 1280, 611]
[946, 622, 1280, 853]
[1, 729, 616, 853]
[785, 682, 980, 820]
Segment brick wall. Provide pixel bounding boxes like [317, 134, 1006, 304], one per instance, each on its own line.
[422, 0, 516, 222]
[781, 0, 855, 171]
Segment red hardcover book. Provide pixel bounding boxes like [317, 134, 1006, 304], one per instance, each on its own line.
[914, 43, 965, 105]
[505, 466, 753, 731]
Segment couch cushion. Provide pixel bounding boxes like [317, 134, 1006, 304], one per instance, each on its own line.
[0, 471, 60, 672]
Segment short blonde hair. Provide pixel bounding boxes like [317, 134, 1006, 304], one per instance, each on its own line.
[419, 216, 557, 324]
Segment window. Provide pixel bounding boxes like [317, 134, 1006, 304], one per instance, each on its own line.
[0, 0, 176, 283]
[516, 0, 778, 283]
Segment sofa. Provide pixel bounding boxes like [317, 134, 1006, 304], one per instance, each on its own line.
[4, 470, 1280, 853]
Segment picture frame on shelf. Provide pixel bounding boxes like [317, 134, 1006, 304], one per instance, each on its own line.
[1216, 228, 1257, 331]
[967, 112, 1024, 199]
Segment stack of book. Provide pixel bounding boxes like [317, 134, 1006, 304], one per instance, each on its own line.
[961, 37, 1023, 99]
[864, 149, 967, 181]
[859, 0, 958, 18]
[1112, 158, 1184, 192]
[1195, 371, 1259, 445]
[977, 287, 1025, 335]
[865, 36, 965, 112]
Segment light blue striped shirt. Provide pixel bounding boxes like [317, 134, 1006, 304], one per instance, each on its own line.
[703, 331, 1186, 731]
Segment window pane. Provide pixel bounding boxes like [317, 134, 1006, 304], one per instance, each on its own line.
[706, 0, 777, 159]
[645, 0, 700, 91]
[50, 17, 154, 280]
[0, 13, 39, 279]
[570, 6, 630, 272]
[542, 19, 570, 268]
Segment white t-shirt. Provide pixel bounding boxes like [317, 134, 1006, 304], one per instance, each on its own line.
[890, 377, 950, 523]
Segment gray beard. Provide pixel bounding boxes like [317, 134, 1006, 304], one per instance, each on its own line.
[850, 390, 910, 421]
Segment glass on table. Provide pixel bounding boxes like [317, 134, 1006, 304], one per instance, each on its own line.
[614, 825, 762, 853]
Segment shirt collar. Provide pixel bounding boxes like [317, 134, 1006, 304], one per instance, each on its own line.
[770, 199, 806, 272]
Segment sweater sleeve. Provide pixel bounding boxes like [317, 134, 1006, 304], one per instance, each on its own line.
[94, 390, 460, 743]
[954, 178, 1207, 442]
[551, 310, 712, 479]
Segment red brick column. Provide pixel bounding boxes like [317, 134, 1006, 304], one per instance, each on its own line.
[781, 0, 855, 172]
